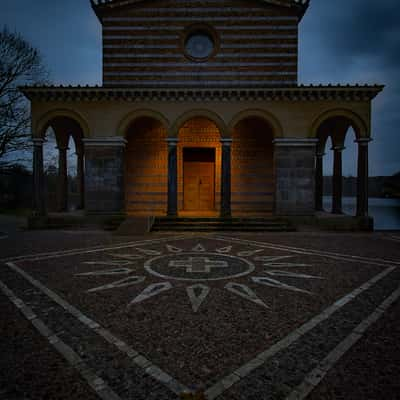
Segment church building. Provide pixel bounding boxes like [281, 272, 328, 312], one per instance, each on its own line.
[22, 0, 383, 224]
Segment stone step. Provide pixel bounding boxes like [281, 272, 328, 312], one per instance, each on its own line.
[151, 217, 294, 232]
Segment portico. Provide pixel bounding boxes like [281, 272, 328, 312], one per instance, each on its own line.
[24, 86, 382, 222]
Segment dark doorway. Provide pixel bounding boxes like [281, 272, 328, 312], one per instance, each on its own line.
[183, 148, 215, 211]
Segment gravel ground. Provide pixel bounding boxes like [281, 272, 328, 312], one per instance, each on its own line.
[0, 219, 399, 400]
[309, 299, 400, 400]
[0, 291, 99, 400]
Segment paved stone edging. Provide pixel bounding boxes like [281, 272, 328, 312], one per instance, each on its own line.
[286, 285, 400, 400]
[205, 265, 397, 399]
[0, 279, 122, 400]
[0, 235, 188, 263]
[215, 235, 400, 267]
[4, 261, 188, 398]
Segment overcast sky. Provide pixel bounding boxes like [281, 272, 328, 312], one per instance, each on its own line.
[1, 0, 399, 176]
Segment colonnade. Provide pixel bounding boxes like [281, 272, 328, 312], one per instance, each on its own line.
[32, 132, 85, 215]
[315, 138, 370, 217]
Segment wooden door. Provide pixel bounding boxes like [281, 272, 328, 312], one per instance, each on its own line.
[183, 149, 215, 211]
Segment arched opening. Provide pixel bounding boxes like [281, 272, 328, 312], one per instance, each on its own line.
[125, 116, 168, 216]
[315, 113, 368, 216]
[41, 116, 85, 213]
[232, 117, 275, 216]
[177, 117, 222, 215]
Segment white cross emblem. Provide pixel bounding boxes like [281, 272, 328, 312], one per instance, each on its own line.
[169, 257, 228, 273]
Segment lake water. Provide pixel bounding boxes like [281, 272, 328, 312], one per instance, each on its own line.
[323, 197, 400, 230]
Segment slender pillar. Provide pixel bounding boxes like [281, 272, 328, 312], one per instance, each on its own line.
[220, 138, 232, 217]
[315, 152, 324, 211]
[356, 138, 370, 217]
[32, 138, 46, 216]
[332, 146, 345, 214]
[166, 138, 178, 216]
[76, 150, 85, 210]
[57, 145, 68, 212]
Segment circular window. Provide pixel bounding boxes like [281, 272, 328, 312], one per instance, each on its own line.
[183, 27, 217, 61]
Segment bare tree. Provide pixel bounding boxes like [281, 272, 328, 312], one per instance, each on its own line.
[0, 26, 49, 167]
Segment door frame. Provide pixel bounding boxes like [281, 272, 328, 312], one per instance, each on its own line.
[182, 146, 217, 215]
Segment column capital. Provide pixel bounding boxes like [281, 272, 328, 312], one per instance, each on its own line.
[83, 137, 127, 147]
[166, 138, 179, 146]
[355, 138, 372, 146]
[331, 145, 345, 152]
[220, 138, 233, 146]
[32, 137, 45, 146]
[273, 138, 319, 147]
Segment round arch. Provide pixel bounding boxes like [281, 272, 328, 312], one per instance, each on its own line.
[118, 109, 170, 137]
[228, 109, 283, 137]
[170, 109, 229, 138]
[310, 108, 369, 140]
[35, 108, 90, 139]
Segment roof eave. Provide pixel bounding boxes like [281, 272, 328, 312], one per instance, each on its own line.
[91, 0, 311, 23]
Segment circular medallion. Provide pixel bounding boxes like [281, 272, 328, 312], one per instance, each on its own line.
[145, 252, 255, 281]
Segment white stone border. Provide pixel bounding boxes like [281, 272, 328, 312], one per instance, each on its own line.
[215, 235, 400, 267]
[3, 235, 399, 399]
[286, 285, 400, 400]
[0, 279, 122, 400]
[5, 260, 189, 395]
[0, 235, 187, 263]
[204, 265, 396, 399]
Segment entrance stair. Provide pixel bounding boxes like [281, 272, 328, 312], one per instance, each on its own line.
[151, 217, 295, 232]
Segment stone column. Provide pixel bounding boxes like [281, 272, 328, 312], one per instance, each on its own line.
[57, 145, 68, 212]
[166, 138, 178, 217]
[274, 139, 318, 216]
[32, 138, 46, 216]
[76, 149, 85, 210]
[315, 152, 325, 211]
[332, 146, 345, 214]
[220, 138, 232, 217]
[356, 138, 370, 217]
[83, 138, 127, 214]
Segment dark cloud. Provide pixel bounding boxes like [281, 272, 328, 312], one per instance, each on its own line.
[1, 0, 399, 175]
[300, 0, 400, 176]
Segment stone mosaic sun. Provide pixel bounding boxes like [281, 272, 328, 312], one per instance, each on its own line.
[75, 242, 323, 312]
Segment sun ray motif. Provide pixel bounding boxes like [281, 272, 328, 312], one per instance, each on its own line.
[192, 243, 206, 252]
[254, 255, 294, 262]
[264, 263, 312, 268]
[252, 276, 312, 295]
[186, 284, 210, 312]
[264, 270, 323, 279]
[225, 282, 268, 308]
[166, 245, 184, 253]
[109, 254, 144, 261]
[83, 260, 134, 267]
[76, 267, 134, 276]
[237, 249, 264, 257]
[75, 240, 324, 311]
[128, 282, 173, 306]
[215, 246, 233, 253]
[87, 276, 146, 293]
[135, 248, 163, 256]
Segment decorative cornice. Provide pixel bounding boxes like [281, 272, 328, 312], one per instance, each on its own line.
[91, 0, 310, 22]
[20, 85, 384, 103]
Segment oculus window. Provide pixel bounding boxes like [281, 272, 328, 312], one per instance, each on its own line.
[184, 28, 217, 61]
